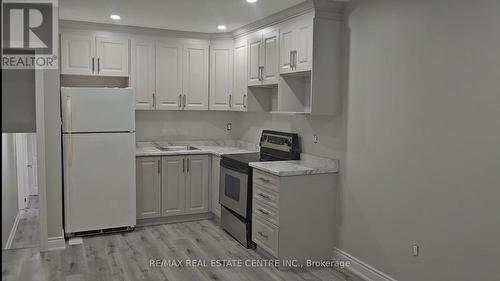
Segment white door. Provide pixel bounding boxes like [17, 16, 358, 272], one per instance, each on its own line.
[279, 25, 295, 74]
[262, 29, 280, 85]
[60, 33, 95, 75]
[131, 39, 155, 110]
[209, 42, 233, 111]
[26, 133, 38, 196]
[15, 133, 30, 209]
[63, 133, 136, 233]
[185, 155, 209, 214]
[248, 32, 262, 86]
[162, 156, 186, 216]
[294, 20, 313, 72]
[61, 87, 135, 133]
[211, 156, 221, 217]
[232, 39, 248, 111]
[156, 41, 183, 110]
[136, 157, 161, 219]
[95, 36, 129, 76]
[183, 44, 209, 110]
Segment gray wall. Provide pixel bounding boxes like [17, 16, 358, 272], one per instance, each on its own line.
[2, 70, 36, 133]
[136, 111, 237, 141]
[341, 0, 500, 280]
[2, 133, 19, 248]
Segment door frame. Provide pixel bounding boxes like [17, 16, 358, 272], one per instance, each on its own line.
[35, 69, 49, 251]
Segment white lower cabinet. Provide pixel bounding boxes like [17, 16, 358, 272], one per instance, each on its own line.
[136, 157, 161, 219]
[210, 156, 221, 217]
[161, 155, 186, 216]
[137, 155, 209, 220]
[185, 155, 210, 214]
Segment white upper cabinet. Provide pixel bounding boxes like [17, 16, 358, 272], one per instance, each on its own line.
[60, 31, 129, 77]
[95, 36, 129, 76]
[261, 29, 280, 84]
[248, 32, 262, 86]
[279, 15, 313, 74]
[61, 33, 95, 75]
[248, 28, 280, 86]
[209, 40, 233, 111]
[131, 39, 155, 110]
[156, 40, 183, 110]
[183, 44, 209, 110]
[232, 39, 248, 111]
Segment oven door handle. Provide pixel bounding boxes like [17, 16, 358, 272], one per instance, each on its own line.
[220, 161, 249, 174]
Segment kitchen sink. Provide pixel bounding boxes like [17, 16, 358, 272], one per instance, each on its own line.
[154, 144, 200, 151]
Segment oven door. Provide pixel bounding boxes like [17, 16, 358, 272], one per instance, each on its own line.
[219, 164, 248, 218]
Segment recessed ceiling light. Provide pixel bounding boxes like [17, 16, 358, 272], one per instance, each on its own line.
[247, 0, 258, 3]
[217, 25, 227, 30]
[110, 14, 121, 20]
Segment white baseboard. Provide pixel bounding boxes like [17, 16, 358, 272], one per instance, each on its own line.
[4, 212, 21, 250]
[334, 248, 397, 281]
[47, 230, 65, 251]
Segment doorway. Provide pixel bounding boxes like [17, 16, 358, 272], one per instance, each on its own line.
[10, 133, 39, 249]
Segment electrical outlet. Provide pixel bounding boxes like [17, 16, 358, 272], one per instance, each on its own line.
[226, 122, 232, 131]
[412, 244, 419, 257]
[313, 134, 318, 143]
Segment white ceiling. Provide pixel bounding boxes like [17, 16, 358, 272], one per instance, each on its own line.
[59, 0, 306, 33]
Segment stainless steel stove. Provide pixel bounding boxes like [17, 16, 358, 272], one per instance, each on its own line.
[219, 130, 300, 247]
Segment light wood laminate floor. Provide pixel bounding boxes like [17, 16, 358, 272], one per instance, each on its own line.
[2, 220, 353, 281]
[9, 195, 39, 250]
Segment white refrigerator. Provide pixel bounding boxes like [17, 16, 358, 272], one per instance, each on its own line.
[61, 87, 136, 235]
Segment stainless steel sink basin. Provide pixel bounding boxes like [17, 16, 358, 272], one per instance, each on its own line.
[154, 144, 199, 151]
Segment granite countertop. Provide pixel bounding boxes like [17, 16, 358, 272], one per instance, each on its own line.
[249, 154, 339, 176]
[136, 140, 259, 157]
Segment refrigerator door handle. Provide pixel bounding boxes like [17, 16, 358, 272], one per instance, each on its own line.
[65, 95, 74, 167]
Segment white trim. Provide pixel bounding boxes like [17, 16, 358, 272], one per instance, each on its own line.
[35, 69, 49, 252]
[47, 231, 66, 251]
[4, 212, 21, 250]
[334, 248, 398, 281]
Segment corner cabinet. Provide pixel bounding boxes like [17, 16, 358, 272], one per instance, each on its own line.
[136, 157, 161, 219]
[248, 28, 280, 86]
[61, 31, 129, 77]
[209, 40, 233, 111]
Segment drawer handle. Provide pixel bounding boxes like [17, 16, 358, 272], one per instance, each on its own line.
[258, 209, 270, 215]
[257, 231, 268, 239]
[258, 177, 270, 183]
[257, 193, 270, 199]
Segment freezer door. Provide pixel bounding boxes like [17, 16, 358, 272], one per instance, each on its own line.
[63, 132, 136, 233]
[61, 87, 135, 133]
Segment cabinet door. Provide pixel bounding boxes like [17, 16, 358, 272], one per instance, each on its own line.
[95, 36, 129, 76]
[162, 156, 186, 216]
[131, 39, 155, 110]
[294, 19, 313, 72]
[232, 39, 248, 111]
[183, 44, 209, 110]
[211, 156, 221, 217]
[279, 25, 295, 74]
[136, 157, 161, 219]
[156, 41, 183, 110]
[247, 32, 262, 86]
[209, 42, 232, 111]
[60, 33, 95, 75]
[261, 29, 279, 85]
[185, 155, 209, 214]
